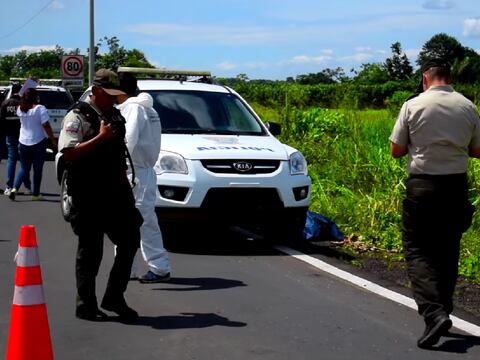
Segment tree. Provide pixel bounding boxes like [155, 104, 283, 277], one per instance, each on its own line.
[417, 33, 465, 67]
[451, 55, 480, 84]
[322, 67, 348, 83]
[295, 68, 346, 85]
[385, 42, 413, 81]
[236, 73, 249, 82]
[0, 55, 16, 79]
[0, 47, 66, 80]
[416, 33, 480, 83]
[353, 63, 390, 84]
[296, 72, 333, 85]
[95, 36, 153, 71]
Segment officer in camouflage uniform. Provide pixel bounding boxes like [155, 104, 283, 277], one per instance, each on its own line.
[58, 69, 142, 322]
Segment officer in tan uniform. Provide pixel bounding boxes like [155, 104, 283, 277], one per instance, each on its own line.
[59, 69, 142, 322]
[390, 59, 480, 348]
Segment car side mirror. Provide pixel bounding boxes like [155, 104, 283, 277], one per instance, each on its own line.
[266, 121, 281, 136]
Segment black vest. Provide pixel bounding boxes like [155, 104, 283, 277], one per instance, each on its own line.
[0, 97, 21, 135]
[66, 101, 129, 202]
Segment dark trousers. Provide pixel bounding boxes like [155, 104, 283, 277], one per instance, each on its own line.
[5, 134, 31, 190]
[402, 173, 472, 323]
[14, 139, 45, 195]
[72, 209, 141, 309]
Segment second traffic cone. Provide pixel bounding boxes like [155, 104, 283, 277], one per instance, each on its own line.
[6, 225, 54, 360]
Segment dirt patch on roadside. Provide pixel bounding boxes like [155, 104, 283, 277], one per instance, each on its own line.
[337, 245, 480, 319]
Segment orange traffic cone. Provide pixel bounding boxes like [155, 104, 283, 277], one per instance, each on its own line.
[6, 225, 54, 360]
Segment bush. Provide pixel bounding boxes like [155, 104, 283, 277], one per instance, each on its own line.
[385, 90, 414, 116]
[290, 108, 347, 141]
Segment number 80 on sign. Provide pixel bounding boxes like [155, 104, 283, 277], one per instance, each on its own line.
[62, 55, 84, 78]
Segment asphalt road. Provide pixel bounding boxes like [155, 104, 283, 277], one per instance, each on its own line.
[1, 161, 480, 359]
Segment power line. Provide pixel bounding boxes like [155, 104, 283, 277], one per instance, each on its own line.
[0, 0, 56, 40]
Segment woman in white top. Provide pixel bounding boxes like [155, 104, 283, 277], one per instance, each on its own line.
[9, 88, 57, 200]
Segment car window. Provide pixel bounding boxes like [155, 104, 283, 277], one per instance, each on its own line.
[147, 90, 265, 135]
[37, 90, 74, 109]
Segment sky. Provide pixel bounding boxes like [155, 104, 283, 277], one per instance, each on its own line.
[0, 0, 479, 80]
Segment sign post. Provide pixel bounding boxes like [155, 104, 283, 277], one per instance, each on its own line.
[61, 55, 85, 89]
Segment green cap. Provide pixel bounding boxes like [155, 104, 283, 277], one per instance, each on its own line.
[93, 69, 125, 96]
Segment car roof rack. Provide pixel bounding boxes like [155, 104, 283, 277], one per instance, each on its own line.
[117, 67, 214, 84]
[9, 78, 64, 86]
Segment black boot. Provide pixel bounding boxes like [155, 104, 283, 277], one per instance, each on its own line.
[101, 295, 138, 323]
[417, 314, 452, 349]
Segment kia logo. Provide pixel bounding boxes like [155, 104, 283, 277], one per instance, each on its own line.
[233, 161, 253, 172]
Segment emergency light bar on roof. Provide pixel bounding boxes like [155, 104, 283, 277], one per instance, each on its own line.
[9, 78, 63, 86]
[117, 67, 214, 84]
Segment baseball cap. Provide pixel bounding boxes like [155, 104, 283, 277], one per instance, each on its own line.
[416, 58, 451, 93]
[420, 58, 450, 73]
[92, 69, 126, 96]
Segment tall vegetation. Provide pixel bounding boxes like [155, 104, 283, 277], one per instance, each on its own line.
[252, 104, 480, 281]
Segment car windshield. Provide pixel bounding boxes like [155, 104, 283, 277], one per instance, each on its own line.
[146, 90, 265, 135]
[38, 90, 73, 110]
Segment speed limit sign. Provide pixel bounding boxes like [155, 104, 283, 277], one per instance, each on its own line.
[62, 55, 84, 78]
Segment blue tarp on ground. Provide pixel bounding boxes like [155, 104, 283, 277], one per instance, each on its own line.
[303, 211, 345, 242]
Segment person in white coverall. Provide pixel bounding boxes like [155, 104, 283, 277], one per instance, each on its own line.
[117, 73, 171, 283]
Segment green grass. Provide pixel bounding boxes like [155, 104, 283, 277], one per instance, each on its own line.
[253, 103, 480, 282]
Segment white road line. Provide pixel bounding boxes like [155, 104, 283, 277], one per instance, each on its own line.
[275, 245, 480, 337]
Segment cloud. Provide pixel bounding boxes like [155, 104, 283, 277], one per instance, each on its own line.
[127, 23, 294, 46]
[127, 22, 399, 47]
[404, 48, 421, 60]
[50, 1, 65, 10]
[422, 0, 455, 10]
[464, 18, 480, 38]
[285, 49, 335, 66]
[127, 12, 451, 47]
[1, 45, 58, 54]
[355, 46, 373, 53]
[216, 61, 237, 70]
[216, 61, 269, 72]
[244, 62, 268, 70]
[288, 54, 332, 65]
[340, 47, 387, 63]
[341, 53, 374, 63]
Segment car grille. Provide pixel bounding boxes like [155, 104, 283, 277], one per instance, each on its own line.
[201, 188, 284, 211]
[201, 159, 280, 174]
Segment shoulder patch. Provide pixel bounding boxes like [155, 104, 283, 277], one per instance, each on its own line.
[65, 118, 81, 134]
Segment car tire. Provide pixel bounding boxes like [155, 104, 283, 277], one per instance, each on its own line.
[60, 171, 73, 222]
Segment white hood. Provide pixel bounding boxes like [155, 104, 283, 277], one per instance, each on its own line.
[118, 92, 161, 168]
[162, 134, 291, 160]
[117, 92, 154, 110]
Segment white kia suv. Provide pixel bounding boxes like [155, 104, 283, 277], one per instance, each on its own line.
[58, 68, 311, 242]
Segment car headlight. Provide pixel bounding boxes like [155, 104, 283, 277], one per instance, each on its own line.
[155, 151, 188, 174]
[289, 151, 308, 175]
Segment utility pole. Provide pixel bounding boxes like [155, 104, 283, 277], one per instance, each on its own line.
[89, 0, 95, 85]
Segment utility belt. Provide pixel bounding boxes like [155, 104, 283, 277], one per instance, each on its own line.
[408, 172, 467, 181]
[408, 173, 468, 188]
